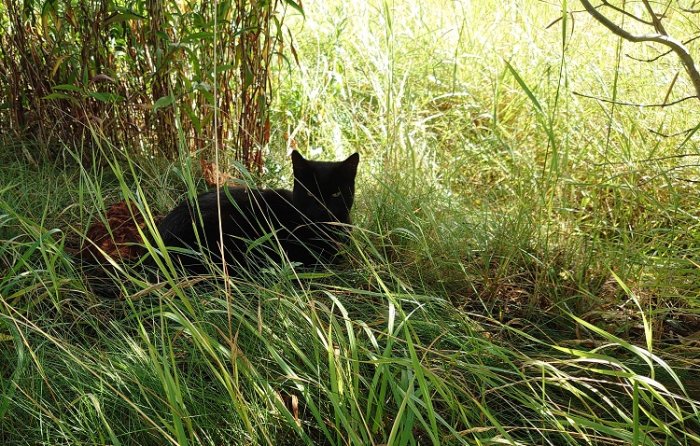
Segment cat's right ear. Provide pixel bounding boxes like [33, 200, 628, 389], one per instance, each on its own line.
[291, 150, 307, 172]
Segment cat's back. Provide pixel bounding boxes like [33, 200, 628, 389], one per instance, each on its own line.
[157, 186, 294, 243]
[201, 186, 294, 219]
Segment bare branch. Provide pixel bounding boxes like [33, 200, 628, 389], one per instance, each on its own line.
[626, 34, 700, 63]
[641, 0, 667, 34]
[579, 0, 700, 100]
[600, 0, 654, 25]
[662, 71, 680, 105]
[648, 127, 698, 138]
[639, 164, 700, 185]
[573, 91, 697, 107]
[679, 0, 700, 13]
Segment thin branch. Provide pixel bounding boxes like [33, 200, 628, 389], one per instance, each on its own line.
[641, 0, 667, 34]
[648, 127, 699, 138]
[626, 34, 700, 63]
[643, 153, 700, 161]
[639, 164, 700, 185]
[662, 71, 680, 105]
[600, 0, 654, 25]
[545, 3, 651, 29]
[680, 0, 700, 13]
[580, 0, 700, 100]
[573, 91, 697, 107]
[661, 0, 675, 23]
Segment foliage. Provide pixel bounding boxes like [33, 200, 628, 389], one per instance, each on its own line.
[0, 0, 301, 170]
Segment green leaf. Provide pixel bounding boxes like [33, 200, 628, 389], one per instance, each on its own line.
[183, 107, 202, 134]
[284, 0, 304, 16]
[43, 92, 74, 101]
[52, 84, 82, 92]
[505, 60, 542, 113]
[289, 271, 334, 280]
[246, 231, 277, 256]
[105, 11, 146, 26]
[88, 92, 123, 102]
[153, 95, 175, 111]
[199, 90, 215, 105]
[216, 0, 232, 21]
[215, 64, 235, 74]
[41, 0, 58, 35]
[181, 32, 216, 43]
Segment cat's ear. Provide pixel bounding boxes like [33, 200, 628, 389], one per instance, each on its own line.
[291, 150, 308, 172]
[342, 152, 360, 177]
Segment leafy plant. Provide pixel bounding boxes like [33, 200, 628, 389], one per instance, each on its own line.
[0, 0, 302, 171]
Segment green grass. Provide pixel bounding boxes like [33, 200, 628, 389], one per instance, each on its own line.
[2, 0, 700, 444]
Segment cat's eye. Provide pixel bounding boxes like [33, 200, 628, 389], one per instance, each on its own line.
[331, 191, 342, 198]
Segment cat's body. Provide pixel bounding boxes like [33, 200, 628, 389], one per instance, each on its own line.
[156, 150, 359, 273]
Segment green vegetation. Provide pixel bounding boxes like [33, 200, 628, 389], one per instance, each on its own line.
[0, 0, 299, 169]
[1, 1, 699, 444]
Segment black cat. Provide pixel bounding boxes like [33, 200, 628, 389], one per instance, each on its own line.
[156, 150, 360, 273]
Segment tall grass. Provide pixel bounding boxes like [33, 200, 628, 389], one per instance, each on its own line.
[1, 0, 700, 444]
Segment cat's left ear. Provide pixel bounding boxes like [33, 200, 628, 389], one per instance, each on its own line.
[343, 153, 360, 176]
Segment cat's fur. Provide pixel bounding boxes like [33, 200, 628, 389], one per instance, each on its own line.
[156, 150, 360, 273]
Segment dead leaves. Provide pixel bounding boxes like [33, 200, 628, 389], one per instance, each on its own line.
[80, 200, 147, 262]
[80, 158, 230, 263]
[79, 157, 230, 264]
[276, 391, 301, 427]
[200, 158, 233, 188]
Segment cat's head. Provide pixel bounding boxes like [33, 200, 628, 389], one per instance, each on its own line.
[291, 150, 360, 223]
